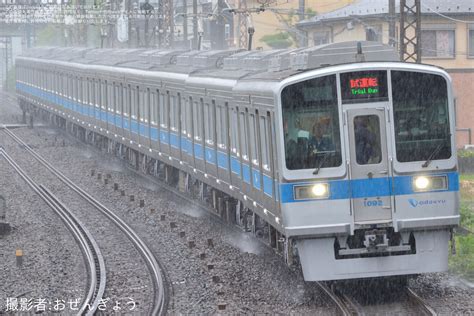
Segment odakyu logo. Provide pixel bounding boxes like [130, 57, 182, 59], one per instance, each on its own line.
[408, 198, 446, 208]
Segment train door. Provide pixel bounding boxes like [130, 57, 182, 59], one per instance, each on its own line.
[346, 108, 392, 223]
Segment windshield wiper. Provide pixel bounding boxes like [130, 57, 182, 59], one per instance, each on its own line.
[422, 143, 444, 168]
[313, 152, 330, 175]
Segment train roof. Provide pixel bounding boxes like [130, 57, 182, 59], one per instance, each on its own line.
[20, 41, 400, 81]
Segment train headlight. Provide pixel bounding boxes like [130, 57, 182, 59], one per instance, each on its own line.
[413, 175, 448, 192]
[414, 176, 430, 190]
[312, 183, 328, 197]
[294, 183, 330, 200]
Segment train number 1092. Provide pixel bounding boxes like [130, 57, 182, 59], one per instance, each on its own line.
[364, 200, 383, 207]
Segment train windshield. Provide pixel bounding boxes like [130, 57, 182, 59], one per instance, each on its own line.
[391, 71, 452, 163]
[281, 75, 343, 170]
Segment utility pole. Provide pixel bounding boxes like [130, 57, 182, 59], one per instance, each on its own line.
[388, 0, 396, 47]
[193, 0, 198, 49]
[238, 0, 248, 49]
[183, 0, 188, 47]
[215, 0, 225, 49]
[127, 0, 132, 47]
[162, 0, 174, 48]
[1, 37, 11, 91]
[399, 0, 421, 63]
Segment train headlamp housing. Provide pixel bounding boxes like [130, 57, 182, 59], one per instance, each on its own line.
[294, 183, 330, 200]
[412, 175, 448, 192]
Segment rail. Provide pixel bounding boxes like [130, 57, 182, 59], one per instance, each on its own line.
[317, 282, 360, 316]
[406, 287, 437, 316]
[2, 128, 168, 316]
[0, 148, 106, 316]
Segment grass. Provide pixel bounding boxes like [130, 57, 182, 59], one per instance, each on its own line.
[449, 175, 474, 281]
[460, 174, 474, 183]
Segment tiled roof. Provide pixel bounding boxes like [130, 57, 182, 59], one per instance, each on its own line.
[298, 0, 474, 26]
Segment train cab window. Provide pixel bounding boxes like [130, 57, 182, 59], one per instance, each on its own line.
[239, 111, 249, 161]
[249, 113, 258, 166]
[281, 74, 342, 170]
[216, 104, 227, 150]
[391, 71, 451, 162]
[260, 115, 270, 171]
[230, 108, 240, 157]
[354, 115, 382, 165]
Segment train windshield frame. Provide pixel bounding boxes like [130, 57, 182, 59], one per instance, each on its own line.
[391, 70, 452, 163]
[281, 74, 343, 171]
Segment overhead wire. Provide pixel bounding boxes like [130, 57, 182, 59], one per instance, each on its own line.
[420, 3, 474, 24]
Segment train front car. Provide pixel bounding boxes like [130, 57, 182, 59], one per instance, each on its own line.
[278, 63, 459, 281]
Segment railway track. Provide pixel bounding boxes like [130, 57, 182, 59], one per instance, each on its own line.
[317, 281, 361, 315]
[0, 148, 106, 315]
[406, 287, 437, 315]
[2, 127, 169, 315]
[317, 281, 437, 316]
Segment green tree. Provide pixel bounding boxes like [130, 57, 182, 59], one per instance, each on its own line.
[260, 32, 293, 49]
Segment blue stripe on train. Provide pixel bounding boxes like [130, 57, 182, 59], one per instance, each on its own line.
[279, 172, 459, 203]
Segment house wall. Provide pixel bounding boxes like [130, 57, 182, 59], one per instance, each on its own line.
[248, 0, 355, 49]
[449, 70, 474, 148]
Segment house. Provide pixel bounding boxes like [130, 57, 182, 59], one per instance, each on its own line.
[296, 0, 474, 148]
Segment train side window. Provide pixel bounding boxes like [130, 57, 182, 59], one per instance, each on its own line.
[239, 111, 249, 161]
[89, 80, 94, 106]
[181, 95, 187, 135]
[114, 84, 120, 114]
[145, 88, 150, 123]
[77, 77, 81, 102]
[260, 115, 270, 171]
[165, 93, 170, 129]
[107, 83, 113, 112]
[71, 76, 75, 101]
[150, 91, 157, 125]
[124, 85, 130, 117]
[216, 104, 227, 150]
[230, 108, 239, 157]
[130, 86, 137, 119]
[139, 88, 145, 122]
[72, 76, 76, 100]
[193, 100, 201, 141]
[170, 94, 178, 132]
[77, 77, 82, 103]
[249, 113, 258, 166]
[204, 102, 214, 145]
[187, 97, 193, 138]
[95, 80, 100, 108]
[159, 93, 166, 128]
[102, 81, 107, 110]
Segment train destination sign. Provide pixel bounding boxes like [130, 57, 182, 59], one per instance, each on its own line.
[350, 77, 379, 96]
[340, 71, 388, 103]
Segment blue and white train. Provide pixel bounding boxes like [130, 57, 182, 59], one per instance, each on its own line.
[15, 41, 459, 281]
